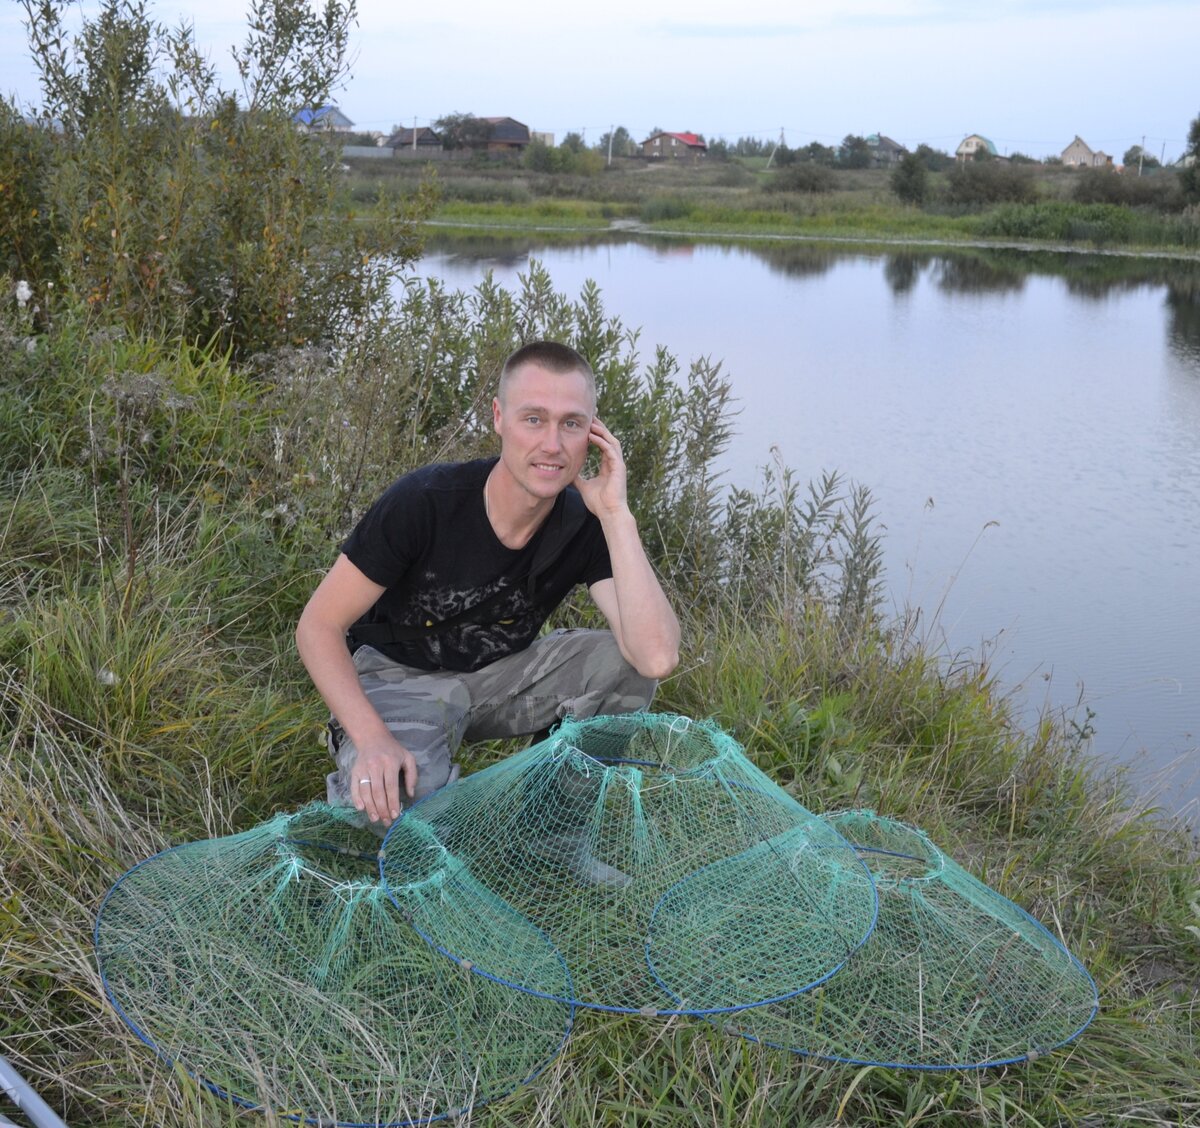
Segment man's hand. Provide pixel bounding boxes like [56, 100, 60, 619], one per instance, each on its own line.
[573, 417, 629, 518]
[351, 734, 417, 826]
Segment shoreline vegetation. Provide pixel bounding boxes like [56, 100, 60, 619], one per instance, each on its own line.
[6, 273, 1200, 1128]
[343, 155, 1200, 259]
[3, 7, 1199, 1122]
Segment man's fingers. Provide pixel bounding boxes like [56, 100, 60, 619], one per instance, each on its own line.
[382, 768, 401, 822]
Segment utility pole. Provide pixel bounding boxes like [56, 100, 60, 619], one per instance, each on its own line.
[766, 127, 784, 169]
[607, 124, 614, 167]
[1138, 134, 1145, 176]
[412, 115, 417, 152]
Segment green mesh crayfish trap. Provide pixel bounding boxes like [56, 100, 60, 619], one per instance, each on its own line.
[94, 803, 572, 1126]
[380, 712, 879, 1015]
[718, 809, 1099, 1069]
[96, 716, 1099, 1123]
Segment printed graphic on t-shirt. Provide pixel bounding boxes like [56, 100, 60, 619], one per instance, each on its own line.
[407, 578, 537, 668]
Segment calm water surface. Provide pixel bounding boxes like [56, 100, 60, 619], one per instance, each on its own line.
[411, 236, 1200, 816]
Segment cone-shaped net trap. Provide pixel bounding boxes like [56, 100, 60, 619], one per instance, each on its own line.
[719, 810, 1099, 1069]
[380, 713, 878, 1015]
[95, 803, 572, 1126]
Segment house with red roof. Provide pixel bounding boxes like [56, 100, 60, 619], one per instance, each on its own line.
[641, 131, 708, 161]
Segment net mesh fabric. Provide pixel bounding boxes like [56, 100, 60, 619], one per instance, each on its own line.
[719, 809, 1100, 1069]
[95, 718, 1100, 1122]
[380, 712, 879, 1015]
[94, 803, 572, 1126]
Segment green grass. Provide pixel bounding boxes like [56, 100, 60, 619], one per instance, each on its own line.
[1, 279, 1198, 1126]
[343, 156, 1200, 255]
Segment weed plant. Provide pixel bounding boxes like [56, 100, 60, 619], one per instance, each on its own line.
[2, 258, 1198, 1125]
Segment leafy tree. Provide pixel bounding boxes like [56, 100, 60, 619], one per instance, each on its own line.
[1008, 151, 1038, 165]
[596, 125, 634, 158]
[434, 111, 492, 150]
[560, 131, 585, 153]
[522, 139, 601, 176]
[732, 136, 770, 157]
[890, 151, 929, 205]
[8, 0, 428, 357]
[1124, 145, 1160, 170]
[234, 0, 356, 111]
[913, 143, 954, 171]
[523, 139, 565, 173]
[799, 141, 837, 166]
[839, 134, 870, 169]
[1180, 111, 1200, 203]
[770, 142, 796, 167]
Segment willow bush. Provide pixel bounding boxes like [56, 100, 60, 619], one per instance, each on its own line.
[4, 0, 432, 357]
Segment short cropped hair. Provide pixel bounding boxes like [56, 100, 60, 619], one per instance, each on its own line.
[498, 341, 596, 408]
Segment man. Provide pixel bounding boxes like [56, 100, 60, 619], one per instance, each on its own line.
[296, 340, 680, 834]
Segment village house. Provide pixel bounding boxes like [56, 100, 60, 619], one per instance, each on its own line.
[641, 131, 708, 161]
[478, 117, 531, 155]
[1060, 136, 1112, 168]
[866, 133, 907, 168]
[955, 134, 998, 161]
[385, 125, 444, 157]
[291, 106, 355, 133]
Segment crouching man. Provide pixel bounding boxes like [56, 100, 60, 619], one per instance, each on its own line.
[296, 341, 680, 873]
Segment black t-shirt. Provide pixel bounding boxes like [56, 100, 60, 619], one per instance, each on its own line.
[342, 458, 613, 672]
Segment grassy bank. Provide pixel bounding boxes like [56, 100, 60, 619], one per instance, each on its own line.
[2, 269, 1199, 1126]
[346, 156, 1200, 255]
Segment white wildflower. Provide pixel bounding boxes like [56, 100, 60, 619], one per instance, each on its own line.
[96, 667, 119, 686]
[15, 280, 33, 308]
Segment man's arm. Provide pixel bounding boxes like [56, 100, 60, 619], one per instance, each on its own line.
[576, 418, 680, 680]
[295, 553, 416, 824]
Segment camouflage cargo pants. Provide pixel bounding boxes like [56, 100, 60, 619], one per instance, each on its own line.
[326, 628, 656, 813]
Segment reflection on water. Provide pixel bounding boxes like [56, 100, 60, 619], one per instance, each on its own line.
[414, 233, 1200, 816]
[1167, 282, 1200, 364]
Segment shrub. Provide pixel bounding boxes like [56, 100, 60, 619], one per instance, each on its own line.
[0, 104, 57, 293]
[764, 163, 836, 195]
[1073, 168, 1184, 211]
[639, 196, 695, 222]
[945, 160, 1039, 206]
[9, 0, 432, 359]
[890, 153, 929, 206]
[974, 201, 1135, 245]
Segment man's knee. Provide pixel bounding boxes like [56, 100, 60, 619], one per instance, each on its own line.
[557, 629, 656, 717]
[588, 631, 656, 700]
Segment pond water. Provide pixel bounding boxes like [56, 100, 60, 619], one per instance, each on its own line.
[409, 233, 1200, 818]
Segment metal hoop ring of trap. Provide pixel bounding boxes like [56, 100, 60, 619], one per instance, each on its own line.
[380, 713, 879, 1016]
[95, 804, 573, 1127]
[717, 810, 1100, 1069]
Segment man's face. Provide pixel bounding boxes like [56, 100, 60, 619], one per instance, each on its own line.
[493, 362, 595, 502]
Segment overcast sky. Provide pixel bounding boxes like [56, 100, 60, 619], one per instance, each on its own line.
[2, 0, 1197, 160]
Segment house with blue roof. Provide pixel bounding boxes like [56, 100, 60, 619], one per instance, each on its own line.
[292, 106, 355, 132]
